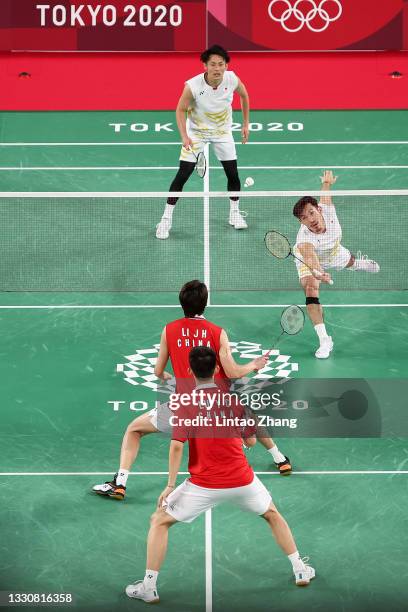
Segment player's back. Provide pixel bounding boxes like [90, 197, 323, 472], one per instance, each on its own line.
[173, 385, 255, 489]
[166, 316, 228, 391]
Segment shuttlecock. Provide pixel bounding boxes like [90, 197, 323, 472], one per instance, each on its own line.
[244, 177, 254, 187]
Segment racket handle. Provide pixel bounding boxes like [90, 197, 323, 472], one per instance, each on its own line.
[313, 269, 334, 286]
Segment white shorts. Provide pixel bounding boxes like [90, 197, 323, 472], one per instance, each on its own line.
[148, 403, 173, 434]
[180, 130, 237, 162]
[294, 245, 351, 279]
[164, 475, 272, 523]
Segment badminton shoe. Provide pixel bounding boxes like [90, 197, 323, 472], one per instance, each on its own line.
[350, 252, 380, 273]
[294, 559, 316, 586]
[315, 336, 333, 359]
[156, 217, 172, 240]
[229, 210, 248, 229]
[92, 474, 126, 500]
[275, 456, 292, 475]
[125, 580, 159, 603]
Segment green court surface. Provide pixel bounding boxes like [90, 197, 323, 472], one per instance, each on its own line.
[1, 110, 408, 192]
[0, 110, 407, 294]
[0, 110, 407, 612]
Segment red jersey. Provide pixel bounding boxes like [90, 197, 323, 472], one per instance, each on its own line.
[165, 316, 229, 392]
[172, 384, 255, 488]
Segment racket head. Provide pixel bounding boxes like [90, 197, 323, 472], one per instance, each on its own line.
[280, 305, 305, 336]
[195, 151, 207, 178]
[264, 231, 291, 259]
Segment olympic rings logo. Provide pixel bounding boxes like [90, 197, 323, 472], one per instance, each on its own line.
[268, 0, 342, 33]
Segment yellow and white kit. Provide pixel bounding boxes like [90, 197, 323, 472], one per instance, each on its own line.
[294, 202, 351, 278]
[181, 70, 239, 162]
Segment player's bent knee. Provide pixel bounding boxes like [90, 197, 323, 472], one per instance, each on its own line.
[150, 508, 175, 528]
[126, 418, 141, 433]
[169, 161, 196, 192]
[150, 509, 164, 527]
[261, 504, 278, 521]
[127, 414, 154, 435]
[302, 278, 320, 295]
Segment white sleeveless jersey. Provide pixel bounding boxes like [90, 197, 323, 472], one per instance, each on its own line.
[295, 203, 343, 261]
[185, 71, 239, 136]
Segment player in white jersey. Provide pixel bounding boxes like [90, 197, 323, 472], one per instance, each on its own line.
[293, 171, 380, 359]
[156, 45, 249, 239]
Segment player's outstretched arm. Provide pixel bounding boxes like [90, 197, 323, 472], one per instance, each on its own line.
[176, 84, 194, 150]
[298, 242, 332, 284]
[235, 79, 250, 144]
[157, 440, 184, 507]
[219, 330, 268, 378]
[319, 170, 337, 206]
[154, 328, 173, 381]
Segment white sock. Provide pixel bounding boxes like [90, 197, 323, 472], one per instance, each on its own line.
[229, 198, 239, 212]
[144, 569, 159, 590]
[163, 203, 174, 219]
[268, 445, 286, 464]
[314, 323, 329, 342]
[288, 552, 306, 573]
[116, 469, 129, 487]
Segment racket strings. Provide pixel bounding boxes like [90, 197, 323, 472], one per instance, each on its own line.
[195, 152, 206, 178]
[280, 305, 305, 335]
[267, 305, 305, 354]
[264, 231, 291, 259]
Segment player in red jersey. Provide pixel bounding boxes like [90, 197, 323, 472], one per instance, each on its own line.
[125, 347, 315, 603]
[92, 280, 291, 501]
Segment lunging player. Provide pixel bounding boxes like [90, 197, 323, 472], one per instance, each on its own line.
[293, 170, 380, 358]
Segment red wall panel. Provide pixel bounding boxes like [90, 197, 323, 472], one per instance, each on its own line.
[1, 51, 407, 110]
[0, 1, 406, 52]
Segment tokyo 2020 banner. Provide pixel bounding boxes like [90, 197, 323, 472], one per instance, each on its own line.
[0, 0, 406, 51]
[0, 0, 207, 51]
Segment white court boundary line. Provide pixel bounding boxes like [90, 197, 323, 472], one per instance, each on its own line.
[1, 189, 407, 197]
[0, 304, 406, 309]
[1, 141, 408, 146]
[0, 166, 180, 171]
[204, 143, 211, 305]
[2, 469, 405, 612]
[0, 471, 407, 475]
[205, 510, 212, 612]
[2, 165, 408, 171]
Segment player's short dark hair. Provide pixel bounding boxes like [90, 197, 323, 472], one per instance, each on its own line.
[200, 45, 230, 64]
[179, 280, 208, 317]
[293, 196, 319, 219]
[189, 346, 216, 379]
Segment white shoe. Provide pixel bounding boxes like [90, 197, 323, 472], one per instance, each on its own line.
[351, 251, 380, 273]
[125, 580, 159, 603]
[294, 559, 316, 586]
[229, 209, 248, 229]
[156, 217, 172, 240]
[315, 336, 333, 359]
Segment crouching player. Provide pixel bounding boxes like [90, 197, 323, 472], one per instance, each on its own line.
[125, 346, 314, 603]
